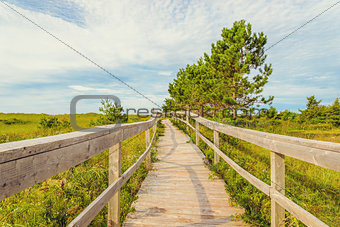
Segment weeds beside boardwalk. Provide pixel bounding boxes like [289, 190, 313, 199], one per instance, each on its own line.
[0, 113, 165, 226]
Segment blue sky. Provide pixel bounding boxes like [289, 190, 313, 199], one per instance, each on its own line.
[2, 0, 85, 25]
[0, 0, 339, 114]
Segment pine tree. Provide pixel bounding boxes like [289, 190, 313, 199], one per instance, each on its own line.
[205, 20, 273, 116]
[328, 98, 340, 126]
[166, 20, 274, 117]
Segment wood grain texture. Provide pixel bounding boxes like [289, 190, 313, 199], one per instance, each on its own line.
[270, 151, 285, 227]
[145, 128, 151, 170]
[123, 119, 245, 226]
[195, 116, 340, 171]
[214, 130, 220, 164]
[186, 113, 189, 131]
[0, 118, 156, 201]
[108, 143, 121, 227]
[195, 120, 199, 146]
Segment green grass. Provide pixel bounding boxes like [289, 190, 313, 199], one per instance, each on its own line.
[171, 118, 340, 227]
[0, 113, 163, 226]
[0, 113, 150, 143]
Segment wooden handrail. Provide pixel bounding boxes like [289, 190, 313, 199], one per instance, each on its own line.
[173, 116, 333, 227]
[1, 117, 158, 226]
[195, 116, 339, 171]
[0, 118, 156, 201]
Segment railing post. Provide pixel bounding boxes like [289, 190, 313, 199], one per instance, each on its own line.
[153, 122, 157, 136]
[195, 120, 199, 146]
[186, 112, 189, 132]
[108, 142, 121, 227]
[271, 151, 285, 227]
[145, 128, 151, 170]
[213, 130, 220, 164]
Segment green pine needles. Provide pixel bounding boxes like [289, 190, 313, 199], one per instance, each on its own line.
[166, 20, 273, 116]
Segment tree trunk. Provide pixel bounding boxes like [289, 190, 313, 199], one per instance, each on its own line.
[233, 108, 237, 118]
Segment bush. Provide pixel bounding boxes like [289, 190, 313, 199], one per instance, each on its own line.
[39, 117, 71, 130]
[0, 118, 27, 125]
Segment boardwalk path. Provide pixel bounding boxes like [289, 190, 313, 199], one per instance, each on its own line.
[123, 119, 245, 226]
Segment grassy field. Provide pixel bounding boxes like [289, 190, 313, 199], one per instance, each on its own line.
[0, 113, 150, 143]
[0, 113, 164, 226]
[171, 118, 340, 227]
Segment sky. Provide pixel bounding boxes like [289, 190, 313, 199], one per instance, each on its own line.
[0, 0, 339, 114]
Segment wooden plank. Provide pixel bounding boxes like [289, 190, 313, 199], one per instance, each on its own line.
[196, 116, 340, 152]
[270, 189, 328, 227]
[270, 151, 285, 227]
[153, 123, 157, 137]
[186, 113, 189, 132]
[195, 120, 199, 146]
[0, 118, 156, 201]
[195, 117, 340, 171]
[108, 143, 121, 227]
[145, 128, 151, 170]
[68, 128, 157, 227]
[0, 130, 119, 200]
[0, 118, 155, 163]
[214, 130, 220, 164]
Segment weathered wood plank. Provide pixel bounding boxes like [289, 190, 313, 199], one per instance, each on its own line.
[186, 113, 189, 132]
[0, 118, 156, 201]
[195, 116, 340, 171]
[108, 143, 121, 227]
[195, 120, 199, 146]
[214, 130, 220, 164]
[0, 118, 156, 163]
[145, 128, 151, 170]
[271, 151, 285, 227]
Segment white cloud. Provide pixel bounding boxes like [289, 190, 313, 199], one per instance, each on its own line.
[69, 85, 110, 92]
[0, 0, 339, 113]
[158, 71, 172, 76]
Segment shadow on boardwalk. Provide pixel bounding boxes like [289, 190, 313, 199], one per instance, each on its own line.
[123, 119, 245, 226]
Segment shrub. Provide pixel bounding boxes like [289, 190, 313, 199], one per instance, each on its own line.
[0, 118, 27, 125]
[39, 117, 71, 130]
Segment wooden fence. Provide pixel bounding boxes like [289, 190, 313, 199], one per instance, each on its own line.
[173, 114, 339, 227]
[0, 118, 158, 226]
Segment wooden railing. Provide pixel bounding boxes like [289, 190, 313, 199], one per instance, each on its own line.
[0, 117, 158, 226]
[173, 114, 339, 227]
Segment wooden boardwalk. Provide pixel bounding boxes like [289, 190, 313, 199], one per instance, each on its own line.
[123, 119, 245, 226]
